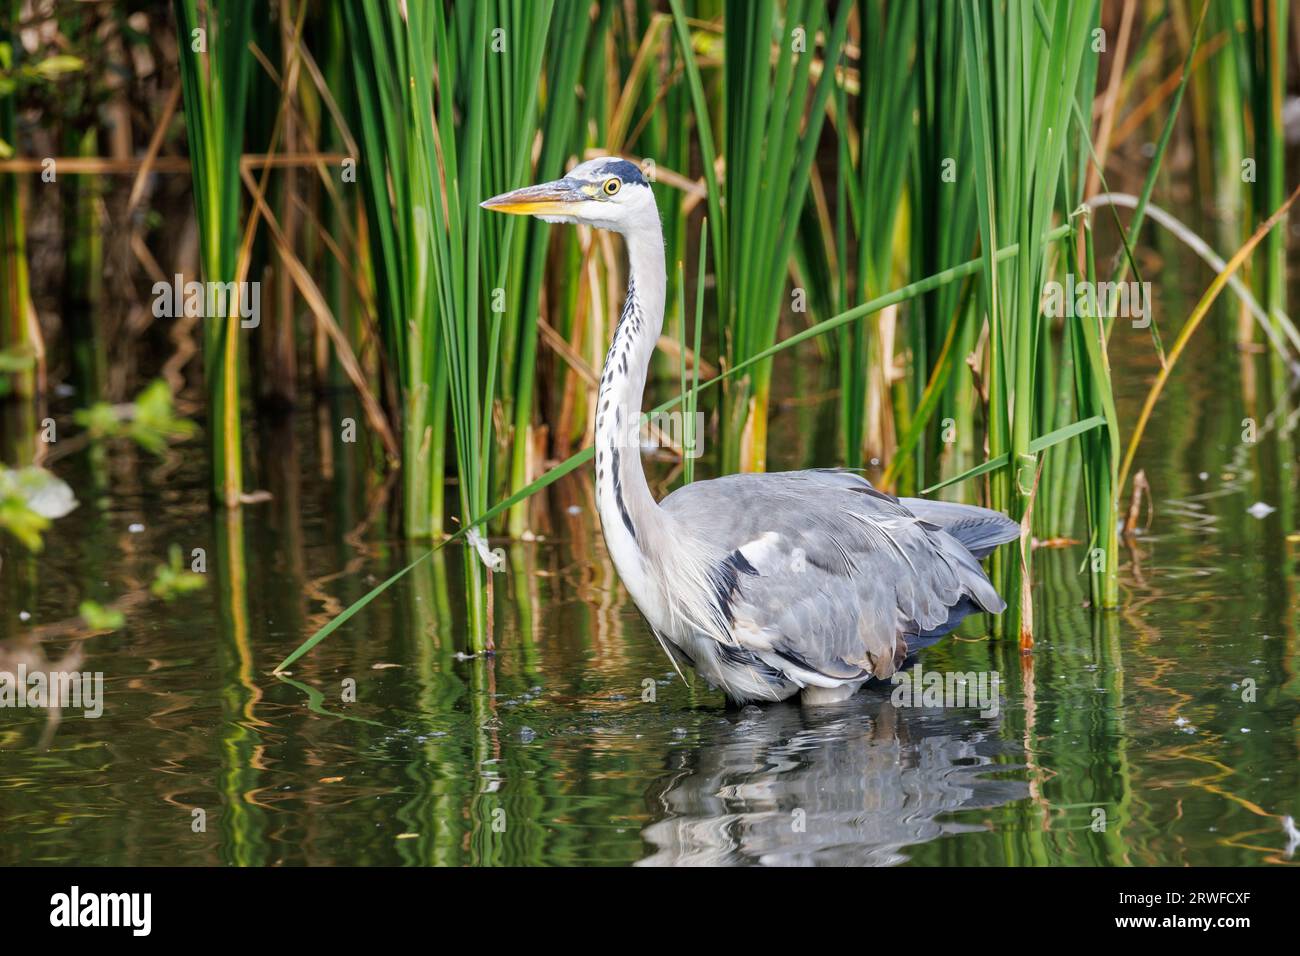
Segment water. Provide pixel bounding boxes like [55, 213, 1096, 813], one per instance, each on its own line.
[3, 265, 1300, 867]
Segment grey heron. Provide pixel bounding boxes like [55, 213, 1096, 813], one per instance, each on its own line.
[483, 157, 1020, 706]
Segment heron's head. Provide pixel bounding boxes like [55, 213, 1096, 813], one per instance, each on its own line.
[480, 156, 654, 233]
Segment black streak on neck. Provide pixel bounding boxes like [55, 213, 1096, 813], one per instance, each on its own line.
[609, 445, 637, 542]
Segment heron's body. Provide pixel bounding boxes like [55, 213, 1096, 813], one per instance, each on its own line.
[485, 157, 1019, 706]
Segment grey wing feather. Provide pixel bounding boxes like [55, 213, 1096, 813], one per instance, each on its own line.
[660, 469, 1012, 682]
[898, 496, 1022, 558]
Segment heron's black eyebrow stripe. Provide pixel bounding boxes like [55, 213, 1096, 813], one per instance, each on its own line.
[597, 159, 647, 185]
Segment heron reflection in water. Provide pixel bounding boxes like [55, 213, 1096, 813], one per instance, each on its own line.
[637, 690, 1026, 866]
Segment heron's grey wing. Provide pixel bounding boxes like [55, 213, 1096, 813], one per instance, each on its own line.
[897, 496, 1022, 558]
[660, 469, 1014, 683]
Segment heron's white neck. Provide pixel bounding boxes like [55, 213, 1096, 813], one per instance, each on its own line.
[593, 206, 672, 623]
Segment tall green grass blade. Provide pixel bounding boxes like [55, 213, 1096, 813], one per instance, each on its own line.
[905, 1, 980, 492]
[686, 219, 708, 485]
[174, 0, 254, 506]
[921, 415, 1109, 495]
[676, 0, 849, 473]
[839, 0, 916, 472]
[959, 0, 1097, 627]
[505, 0, 596, 535]
[0, 1, 32, 401]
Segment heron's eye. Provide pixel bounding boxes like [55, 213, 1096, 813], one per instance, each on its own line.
[603, 178, 621, 196]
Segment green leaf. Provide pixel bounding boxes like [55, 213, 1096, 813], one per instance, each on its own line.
[151, 544, 207, 601]
[79, 600, 125, 632]
[274, 548, 436, 673]
[31, 54, 84, 78]
[919, 454, 1010, 497]
[920, 416, 1109, 495]
[1028, 415, 1110, 454]
[74, 379, 197, 454]
[0, 498, 49, 551]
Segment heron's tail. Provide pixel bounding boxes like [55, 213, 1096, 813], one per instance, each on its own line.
[899, 498, 1021, 559]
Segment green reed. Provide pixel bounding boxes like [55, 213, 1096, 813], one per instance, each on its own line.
[63, 126, 104, 398]
[1201, 1, 1248, 250]
[896, 1, 980, 494]
[173, 0, 254, 507]
[1247, 0, 1289, 390]
[957, 0, 1097, 622]
[834, 0, 915, 474]
[347, 1, 563, 649]
[0, 0, 32, 401]
[674, 0, 850, 473]
[345, 1, 446, 539]
[501, 0, 597, 536]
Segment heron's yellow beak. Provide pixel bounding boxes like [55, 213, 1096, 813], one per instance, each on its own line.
[480, 178, 590, 216]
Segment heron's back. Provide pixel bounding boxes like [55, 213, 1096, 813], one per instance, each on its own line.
[656, 469, 1019, 703]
